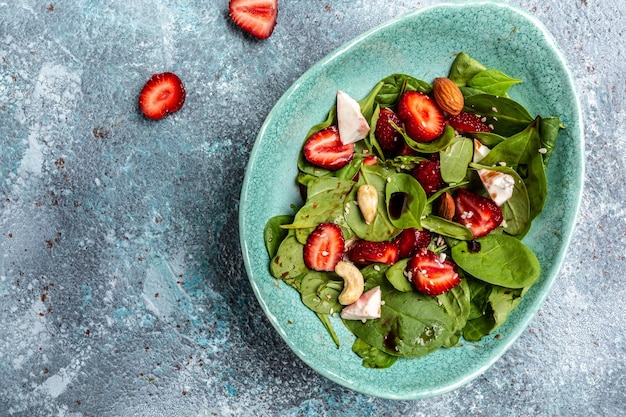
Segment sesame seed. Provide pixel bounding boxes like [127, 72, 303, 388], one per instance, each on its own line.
[492, 107, 498, 113]
[321, 251, 329, 256]
[481, 117, 487, 123]
[373, 265, 380, 271]
[498, 161, 507, 166]
[538, 147, 547, 154]
[488, 124, 494, 130]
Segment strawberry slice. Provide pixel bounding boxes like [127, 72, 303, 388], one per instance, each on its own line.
[407, 248, 460, 295]
[303, 223, 345, 272]
[393, 228, 432, 259]
[374, 107, 402, 152]
[303, 126, 354, 170]
[412, 160, 445, 196]
[397, 91, 445, 142]
[447, 111, 491, 133]
[347, 240, 399, 266]
[453, 188, 503, 238]
[229, 0, 278, 39]
[138, 72, 186, 120]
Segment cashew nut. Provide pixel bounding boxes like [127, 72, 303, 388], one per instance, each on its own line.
[357, 184, 378, 225]
[335, 261, 364, 305]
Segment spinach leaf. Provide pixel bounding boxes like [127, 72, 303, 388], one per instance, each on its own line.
[467, 69, 522, 97]
[291, 177, 355, 243]
[448, 52, 487, 87]
[300, 271, 344, 315]
[440, 137, 473, 184]
[470, 131, 507, 147]
[399, 124, 456, 154]
[376, 74, 432, 107]
[421, 215, 474, 241]
[270, 233, 308, 281]
[344, 165, 400, 242]
[463, 277, 525, 341]
[351, 338, 398, 369]
[437, 277, 471, 347]
[538, 116, 562, 166]
[264, 215, 293, 258]
[386, 154, 428, 171]
[464, 94, 534, 137]
[361, 263, 390, 291]
[317, 312, 340, 348]
[385, 172, 427, 230]
[358, 81, 385, 123]
[385, 259, 412, 292]
[343, 283, 453, 358]
[451, 234, 540, 288]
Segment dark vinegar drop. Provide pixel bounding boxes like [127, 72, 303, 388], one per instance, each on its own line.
[467, 240, 481, 253]
[388, 192, 409, 220]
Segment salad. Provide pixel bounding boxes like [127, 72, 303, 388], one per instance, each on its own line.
[263, 53, 562, 369]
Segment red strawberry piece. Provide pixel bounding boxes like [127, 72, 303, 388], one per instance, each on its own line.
[447, 111, 491, 133]
[347, 240, 399, 266]
[397, 91, 445, 142]
[393, 228, 432, 259]
[374, 107, 402, 152]
[412, 160, 445, 196]
[362, 155, 378, 165]
[228, 0, 278, 39]
[303, 126, 354, 170]
[453, 188, 503, 238]
[303, 223, 345, 272]
[407, 248, 460, 296]
[138, 72, 186, 120]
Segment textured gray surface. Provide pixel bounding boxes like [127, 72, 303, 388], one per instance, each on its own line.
[0, 1, 623, 416]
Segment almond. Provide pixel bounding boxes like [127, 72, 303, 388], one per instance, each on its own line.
[357, 184, 378, 225]
[433, 77, 464, 116]
[437, 192, 455, 220]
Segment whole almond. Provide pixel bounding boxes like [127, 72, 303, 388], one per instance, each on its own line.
[437, 192, 455, 220]
[433, 77, 464, 115]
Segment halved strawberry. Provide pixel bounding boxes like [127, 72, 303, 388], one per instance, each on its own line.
[397, 91, 445, 142]
[453, 188, 503, 238]
[303, 126, 354, 170]
[229, 0, 278, 39]
[138, 72, 186, 120]
[412, 160, 445, 196]
[407, 248, 460, 295]
[374, 107, 402, 152]
[347, 240, 399, 266]
[447, 111, 491, 133]
[303, 223, 345, 272]
[393, 228, 432, 259]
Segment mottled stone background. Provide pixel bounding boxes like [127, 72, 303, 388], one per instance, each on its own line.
[0, 1, 624, 416]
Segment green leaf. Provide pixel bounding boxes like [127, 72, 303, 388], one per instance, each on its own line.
[264, 215, 293, 258]
[300, 271, 344, 315]
[448, 52, 487, 87]
[467, 69, 522, 97]
[385, 259, 412, 292]
[421, 215, 474, 241]
[538, 115, 562, 166]
[470, 131, 507, 147]
[291, 177, 355, 243]
[375, 74, 432, 107]
[270, 233, 308, 281]
[385, 172, 427, 230]
[451, 234, 540, 288]
[400, 124, 456, 154]
[317, 313, 340, 348]
[440, 137, 473, 184]
[437, 277, 471, 347]
[344, 165, 400, 242]
[464, 94, 534, 137]
[351, 338, 398, 369]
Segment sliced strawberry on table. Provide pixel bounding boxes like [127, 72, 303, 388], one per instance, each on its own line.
[393, 228, 432, 259]
[347, 240, 399, 266]
[397, 91, 445, 142]
[228, 0, 278, 39]
[374, 107, 402, 152]
[303, 223, 345, 272]
[407, 248, 460, 296]
[303, 126, 354, 170]
[447, 111, 491, 133]
[412, 160, 445, 196]
[453, 188, 503, 238]
[138, 72, 186, 120]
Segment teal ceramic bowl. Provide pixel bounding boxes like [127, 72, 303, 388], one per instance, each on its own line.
[239, 1, 583, 399]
